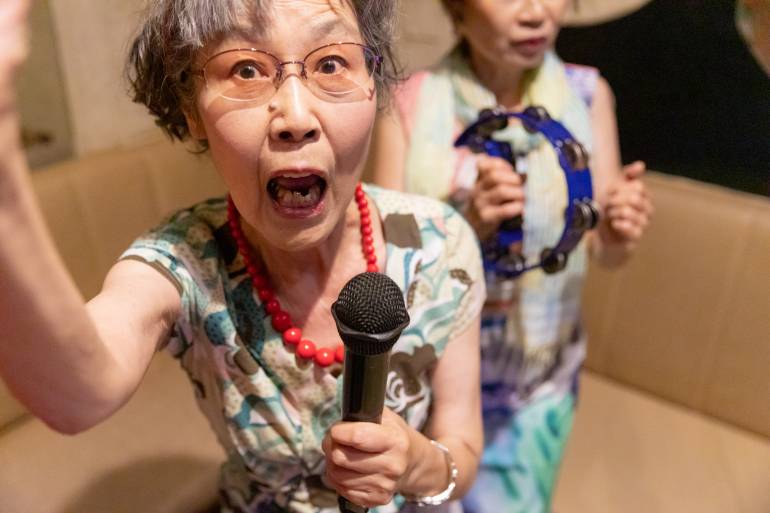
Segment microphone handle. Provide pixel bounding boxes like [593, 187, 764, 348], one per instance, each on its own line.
[338, 351, 390, 513]
[341, 352, 389, 422]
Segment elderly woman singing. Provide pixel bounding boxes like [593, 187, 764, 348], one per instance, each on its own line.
[0, 1, 484, 512]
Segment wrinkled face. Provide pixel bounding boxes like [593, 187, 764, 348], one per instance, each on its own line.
[458, 0, 571, 70]
[186, 0, 377, 252]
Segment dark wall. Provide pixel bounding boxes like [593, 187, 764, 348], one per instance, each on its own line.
[556, 0, 770, 196]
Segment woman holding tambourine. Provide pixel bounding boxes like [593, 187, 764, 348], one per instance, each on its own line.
[371, 1, 653, 512]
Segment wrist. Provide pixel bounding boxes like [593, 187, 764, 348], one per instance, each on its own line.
[591, 224, 633, 268]
[399, 432, 455, 498]
[401, 439, 457, 506]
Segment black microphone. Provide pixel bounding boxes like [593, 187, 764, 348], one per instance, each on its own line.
[331, 272, 410, 513]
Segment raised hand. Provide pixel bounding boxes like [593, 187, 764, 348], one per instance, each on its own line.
[598, 160, 654, 251]
[465, 154, 526, 241]
[0, 0, 31, 97]
[322, 407, 414, 508]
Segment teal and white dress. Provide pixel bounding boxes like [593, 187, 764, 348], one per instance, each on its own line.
[393, 45, 599, 513]
[121, 185, 485, 513]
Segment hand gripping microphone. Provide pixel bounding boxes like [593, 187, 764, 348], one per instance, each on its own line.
[331, 272, 410, 513]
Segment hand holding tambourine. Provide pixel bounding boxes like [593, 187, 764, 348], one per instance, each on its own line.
[455, 106, 599, 279]
[466, 154, 526, 243]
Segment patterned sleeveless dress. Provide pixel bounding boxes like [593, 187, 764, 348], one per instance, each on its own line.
[393, 46, 598, 513]
[121, 185, 485, 513]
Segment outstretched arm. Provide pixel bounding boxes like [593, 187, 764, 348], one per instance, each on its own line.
[0, 1, 180, 434]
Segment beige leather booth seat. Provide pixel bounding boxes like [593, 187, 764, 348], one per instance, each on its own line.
[556, 173, 770, 513]
[0, 138, 768, 512]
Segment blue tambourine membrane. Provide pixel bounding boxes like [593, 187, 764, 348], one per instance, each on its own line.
[454, 106, 599, 279]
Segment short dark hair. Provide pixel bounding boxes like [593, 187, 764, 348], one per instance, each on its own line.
[126, 0, 399, 143]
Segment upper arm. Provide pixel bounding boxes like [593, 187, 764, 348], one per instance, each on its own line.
[86, 258, 182, 401]
[368, 107, 408, 191]
[589, 76, 623, 206]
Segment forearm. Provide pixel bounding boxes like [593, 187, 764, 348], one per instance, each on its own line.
[0, 98, 122, 433]
[589, 228, 633, 268]
[399, 319, 483, 501]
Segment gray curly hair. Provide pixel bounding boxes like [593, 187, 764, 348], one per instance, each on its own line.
[126, 0, 400, 142]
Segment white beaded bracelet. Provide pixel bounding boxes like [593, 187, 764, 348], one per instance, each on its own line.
[404, 439, 458, 507]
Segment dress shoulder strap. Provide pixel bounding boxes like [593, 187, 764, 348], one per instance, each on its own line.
[564, 63, 600, 108]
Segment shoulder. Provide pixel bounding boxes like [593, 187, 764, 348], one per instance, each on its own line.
[366, 184, 482, 277]
[589, 77, 615, 123]
[365, 184, 469, 235]
[141, 197, 227, 250]
[121, 197, 228, 283]
[394, 70, 433, 101]
[392, 70, 435, 133]
[564, 61, 602, 107]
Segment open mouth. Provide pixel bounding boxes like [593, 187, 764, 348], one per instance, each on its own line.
[267, 173, 328, 212]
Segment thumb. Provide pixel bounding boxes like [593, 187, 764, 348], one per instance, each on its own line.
[622, 161, 646, 180]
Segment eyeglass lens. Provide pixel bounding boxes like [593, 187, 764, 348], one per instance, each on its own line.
[202, 43, 378, 103]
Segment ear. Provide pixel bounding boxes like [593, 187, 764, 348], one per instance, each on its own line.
[183, 106, 207, 141]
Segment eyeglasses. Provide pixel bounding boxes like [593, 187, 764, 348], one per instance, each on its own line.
[193, 42, 382, 104]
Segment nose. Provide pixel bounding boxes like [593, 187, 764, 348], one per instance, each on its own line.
[516, 0, 546, 28]
[268, 74, 320, 144]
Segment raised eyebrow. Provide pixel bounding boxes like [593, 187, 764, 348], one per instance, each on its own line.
[307, 17, 356, 40]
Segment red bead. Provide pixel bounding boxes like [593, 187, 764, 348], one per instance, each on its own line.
[258, 288, 274, 302]
[360, 214, 371, 226]
[361, 225, 372, 236]
[359, 206, 370, 217]
[367, 264, 379, 273]
[252, 275, 267, 289]
[282, 327, 302, 345]
[363, 243, 375, 254]
[366, 254, 377, 265]
[356, 197, 367, 208]
[314, 348, 335, 367]
[264, 299, 281, 314]
[297, 339, 316, 359]
[246, 264, 260, 277]
[335, 344, 345, 363]
[355, 187, 365, 200]
[271, 311, 292, 332]
[362, 235, 374, 246]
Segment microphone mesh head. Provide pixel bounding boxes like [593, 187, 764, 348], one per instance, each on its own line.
[334, 272, 408, 334]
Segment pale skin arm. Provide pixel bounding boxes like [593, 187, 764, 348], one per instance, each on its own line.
[0, 0, 180, 435]
[322, 315, 483, 508]
[587, 76, 654, 267]
[0, 180, 181, 435]
[369, 107, 408, 192]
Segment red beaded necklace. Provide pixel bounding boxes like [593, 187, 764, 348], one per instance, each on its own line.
[227, 183, 378, 369]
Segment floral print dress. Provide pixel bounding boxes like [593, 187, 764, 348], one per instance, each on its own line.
[121, 184, 485, 513]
